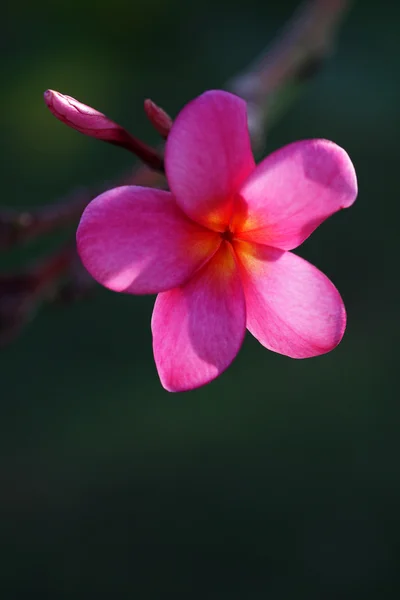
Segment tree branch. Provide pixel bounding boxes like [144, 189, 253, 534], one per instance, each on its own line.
[0, 0, 352, 344]
[228, 0, 351, 153]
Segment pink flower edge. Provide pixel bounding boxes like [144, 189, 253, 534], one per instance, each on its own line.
[76, 186, 221, 295]
[152, 242, 246, 392]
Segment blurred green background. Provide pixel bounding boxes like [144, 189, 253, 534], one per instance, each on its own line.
[1, 0, 399, 597]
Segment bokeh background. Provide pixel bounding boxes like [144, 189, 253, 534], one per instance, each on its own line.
[1, 0, 399, 597]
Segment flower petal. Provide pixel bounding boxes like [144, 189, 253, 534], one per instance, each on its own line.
[235, 241, 346, 358]
[152, 242, 246, 392]
[235, 139, 357, 250]
[165, 90, 255, 232]
[77, 186, 221, 294]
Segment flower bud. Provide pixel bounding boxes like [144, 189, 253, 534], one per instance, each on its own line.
[44, 90, 164, 171]
[44, 90, 127, 140]
[144, 99, 173, 139]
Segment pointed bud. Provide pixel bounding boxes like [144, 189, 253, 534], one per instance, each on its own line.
[44, 90, 127, 141]
[44, 90, 164, 171]
[144, 99, 173, 139]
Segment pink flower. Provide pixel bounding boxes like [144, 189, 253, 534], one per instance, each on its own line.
[77, 90, 357, 392]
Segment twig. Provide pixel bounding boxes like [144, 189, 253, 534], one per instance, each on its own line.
[0, 168, 166, 250]
[0, 0, 350, 253]
[0, 0, 352, 344]
[0, 244, 75, 346]
[0, 189, 92, 250]
[228, 0, 351, 153]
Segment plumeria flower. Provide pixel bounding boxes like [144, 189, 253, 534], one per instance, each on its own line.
[77, 90, 357, 392]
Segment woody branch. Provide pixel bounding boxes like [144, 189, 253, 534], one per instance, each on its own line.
[0, 0, 351, 344]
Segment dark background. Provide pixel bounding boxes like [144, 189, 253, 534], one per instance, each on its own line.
[1, 0, 399, 597]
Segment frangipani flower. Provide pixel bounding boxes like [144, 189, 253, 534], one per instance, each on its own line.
[77, 90, 357, 392]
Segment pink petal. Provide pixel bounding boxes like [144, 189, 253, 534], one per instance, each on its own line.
[234, 139, 357, 250]
[235, 241, 346, 358]
[77, 186, 221, 295]
[152, 242, 246, 392]
[165, 90, 255, 232]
